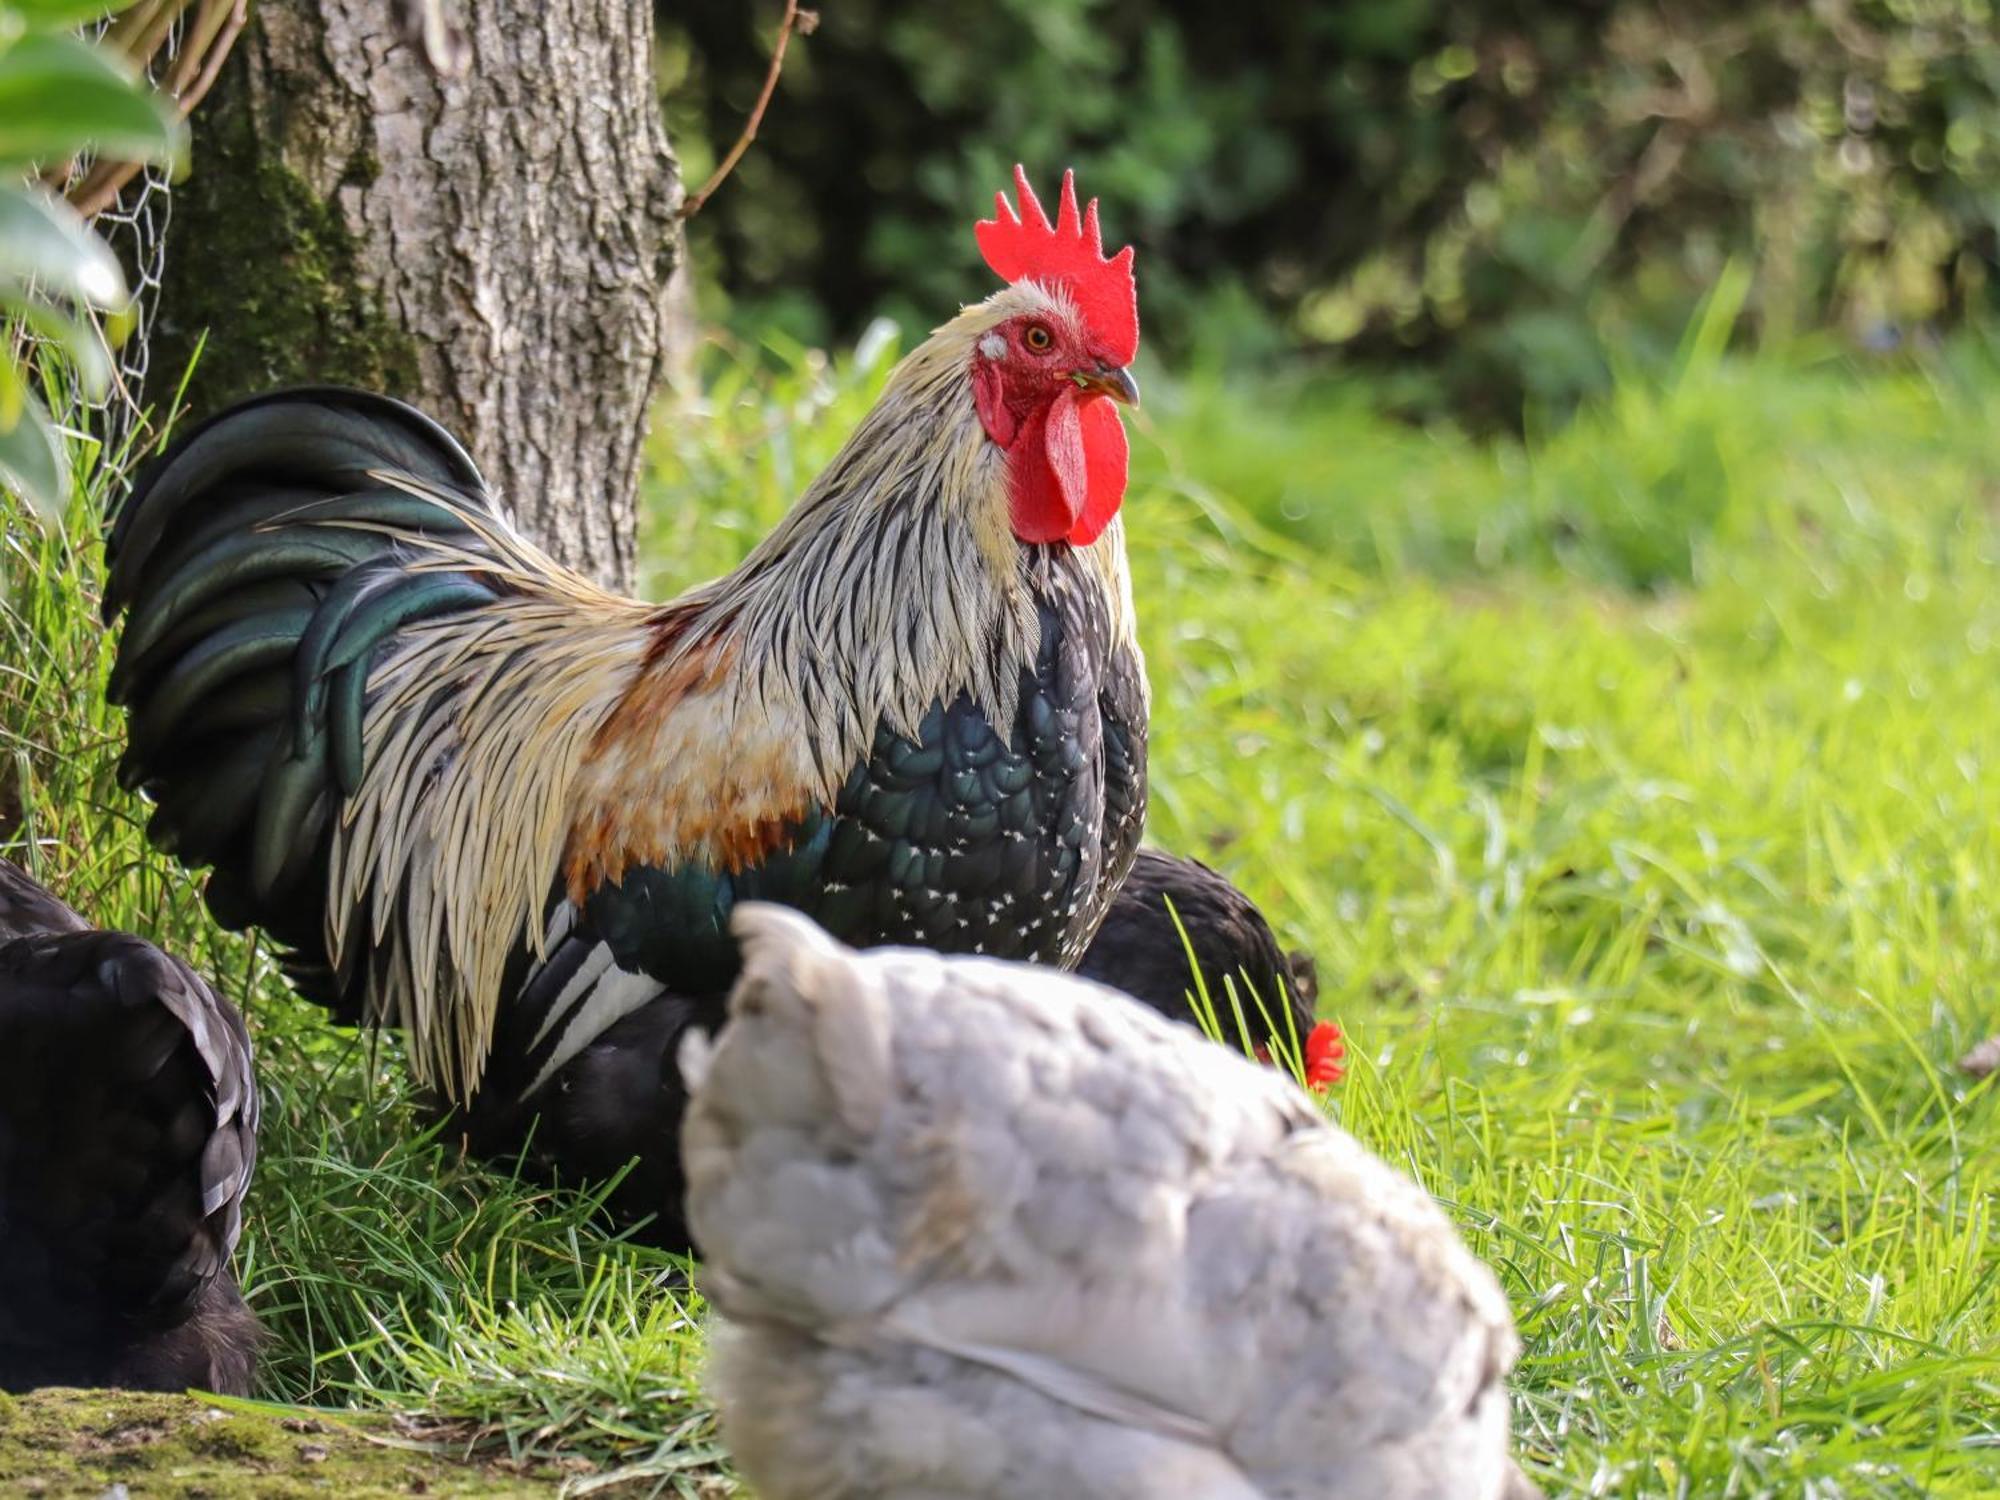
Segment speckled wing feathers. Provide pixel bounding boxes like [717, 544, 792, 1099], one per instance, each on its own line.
[801, 558, 1143, 972]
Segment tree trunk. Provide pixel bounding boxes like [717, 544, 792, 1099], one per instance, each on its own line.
[152, 0, 682, 592]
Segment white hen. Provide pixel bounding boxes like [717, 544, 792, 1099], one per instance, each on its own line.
[681, 904, 1538, 1500]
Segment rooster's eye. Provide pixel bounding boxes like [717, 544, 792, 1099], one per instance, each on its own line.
[1023, 324, 1053, 352]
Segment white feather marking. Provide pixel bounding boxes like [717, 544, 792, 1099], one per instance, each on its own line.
[677, 1027, 715, 1092]
[526, 941, 616, 1052]
[522, 964, 668, 1097]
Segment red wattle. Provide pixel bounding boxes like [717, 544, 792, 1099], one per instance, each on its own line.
[1006, 388, 1129, 546]
[1071, 395, 1127, 544]
[1304, 1021, 1346, 1093]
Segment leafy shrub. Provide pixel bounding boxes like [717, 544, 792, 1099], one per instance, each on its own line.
[663, 0, 2000, 421]
[0, 0, 179, 517]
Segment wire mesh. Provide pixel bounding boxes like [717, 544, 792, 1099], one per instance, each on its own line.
[71, 6, 184, 480]
[32, 4, 242, 486]
[73, 163, 176, 474]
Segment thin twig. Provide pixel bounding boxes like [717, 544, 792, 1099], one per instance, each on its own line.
[173, 1, 250, 116]
[61, 0, 250, 218]
[679, 0, 817, 220]
[69, 1, 248, 216]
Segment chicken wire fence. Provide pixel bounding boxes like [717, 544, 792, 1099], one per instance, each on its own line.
[43, 7, 207, 485]
[67, 161, 176, 475]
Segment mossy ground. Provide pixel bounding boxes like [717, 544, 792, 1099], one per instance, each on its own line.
[0, 1389, 584, 1498]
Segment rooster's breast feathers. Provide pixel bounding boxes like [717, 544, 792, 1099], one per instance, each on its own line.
[499, 543, 1147, 1102]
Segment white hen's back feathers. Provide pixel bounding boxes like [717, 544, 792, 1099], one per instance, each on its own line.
[682, 904, 1531, 1500]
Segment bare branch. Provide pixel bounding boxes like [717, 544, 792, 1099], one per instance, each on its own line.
[680, 0, 817, 221]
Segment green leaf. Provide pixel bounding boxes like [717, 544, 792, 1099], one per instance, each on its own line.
[1, 291, 113, 395]
[0, 392, 69, 524]
[0, 347, 22, 430]
[0, 183, 127, 308]
[8, 1, 133, 26]
[0, 35, 181, 168]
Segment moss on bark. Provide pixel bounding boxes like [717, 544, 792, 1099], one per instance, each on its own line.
[142, 0, 679, 588]
[151, 48, 419, 423]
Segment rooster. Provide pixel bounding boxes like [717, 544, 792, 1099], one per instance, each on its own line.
[104, 169, 1147, 1135]
[0, 860, 258, 1394]
[683, 905, 1536, 1500]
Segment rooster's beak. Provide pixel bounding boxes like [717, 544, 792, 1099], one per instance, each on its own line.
[1073, 364, 1140, 409]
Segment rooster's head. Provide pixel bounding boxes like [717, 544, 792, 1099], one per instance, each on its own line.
[966, 167, 1140, 548]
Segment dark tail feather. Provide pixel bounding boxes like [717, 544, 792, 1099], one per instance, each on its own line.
[0, 859, 89, 942]
[104, 386, 486, 606]
[0, 904, 259, 1394]
[104, 388, 505, 1010]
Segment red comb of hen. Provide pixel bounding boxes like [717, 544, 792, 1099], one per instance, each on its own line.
[976, 166, 1139, 366]
[1304, 1021, 1346, 1093]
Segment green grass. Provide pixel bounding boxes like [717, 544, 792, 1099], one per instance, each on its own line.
[8, 308, 2000, 1494]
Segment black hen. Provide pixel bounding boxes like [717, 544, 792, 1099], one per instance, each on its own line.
[1077, 848, 1317, 1036]
[0, 861, 259, 1393]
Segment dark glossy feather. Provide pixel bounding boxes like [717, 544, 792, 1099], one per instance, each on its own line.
[1076, 849, 1315, 1048]
[106, 389, 506, 1009]
[0, 861, 259, 1394]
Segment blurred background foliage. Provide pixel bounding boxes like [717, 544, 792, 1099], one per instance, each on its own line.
[661, 0, 2000, 425]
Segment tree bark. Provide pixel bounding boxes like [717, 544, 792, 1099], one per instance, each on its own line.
[152, 0, 682, 592]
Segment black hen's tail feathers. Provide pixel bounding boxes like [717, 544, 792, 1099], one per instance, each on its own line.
[0, 863, 259, 1393]
[104, 389, 506, 1013]
[0, 859, 90, 942]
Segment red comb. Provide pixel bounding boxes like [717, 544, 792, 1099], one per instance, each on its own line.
[976, 166, 1138, 366]
[1304, 1021, 1346, 1093]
